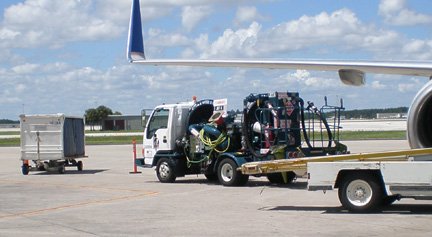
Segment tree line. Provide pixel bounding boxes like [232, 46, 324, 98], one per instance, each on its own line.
[0, 106, 409, 125]
[84, 105, 121, 130]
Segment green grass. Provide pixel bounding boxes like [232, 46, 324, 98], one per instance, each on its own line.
[0, 138, 20, 146]
[307, 130, 406, 141]
[85, 130, 143, 134]
[86, 135, 143, 145]
[0, 136, 143, 147]
[0, 131, 19, 135]
[0, 130, 143, 136]
[339, 130, 406, 140]
[0, 130, 406, 147]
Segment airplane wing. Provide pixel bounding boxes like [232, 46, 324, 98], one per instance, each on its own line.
[127, 0, 432, 86]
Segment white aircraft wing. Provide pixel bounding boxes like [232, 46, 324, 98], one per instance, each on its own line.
[127, 0, 432, 86]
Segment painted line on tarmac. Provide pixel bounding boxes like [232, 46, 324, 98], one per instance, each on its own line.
[0, 191, 158, 220]
[0, 179, 150, 194]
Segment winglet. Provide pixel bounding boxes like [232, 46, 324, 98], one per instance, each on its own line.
[127, 0, 145, 62]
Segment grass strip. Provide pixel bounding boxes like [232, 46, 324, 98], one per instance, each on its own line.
[0, 131, 406, 147]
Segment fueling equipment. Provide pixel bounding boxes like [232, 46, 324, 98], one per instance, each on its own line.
[137, 91, 346, 186]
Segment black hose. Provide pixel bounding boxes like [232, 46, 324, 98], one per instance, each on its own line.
[242, 102, 268, 159]
[300, 99, 313, 149]
[303, 100, 333, 148]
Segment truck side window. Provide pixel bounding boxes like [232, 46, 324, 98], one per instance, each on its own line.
[146, 108, 169, 139]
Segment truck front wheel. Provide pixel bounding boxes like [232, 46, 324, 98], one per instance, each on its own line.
[156, 158, 176, 183]
[217, 158, 249, 186]
[338, 173, 383, 213]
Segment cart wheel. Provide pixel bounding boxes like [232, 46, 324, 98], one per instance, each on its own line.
[58, 165, 65, 174]
[338, 172, 383, 212]
[22, 164, 30, 175]
[217, 158, 249, 186]
[77, 161, 83, 171]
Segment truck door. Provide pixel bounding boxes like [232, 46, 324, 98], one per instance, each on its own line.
[144, 108, 170, 165]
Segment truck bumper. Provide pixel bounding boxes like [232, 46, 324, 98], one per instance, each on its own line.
[135, 158, 152, 168]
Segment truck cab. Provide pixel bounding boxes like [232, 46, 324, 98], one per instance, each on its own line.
[142, 102, 192, 166]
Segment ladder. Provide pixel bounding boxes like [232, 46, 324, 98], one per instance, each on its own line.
[240, 148, 432, 175]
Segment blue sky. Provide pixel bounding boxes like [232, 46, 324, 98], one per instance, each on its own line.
[1, 0, 432, 120]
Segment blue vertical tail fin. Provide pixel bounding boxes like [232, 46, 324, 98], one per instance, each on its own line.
[127, 0, 145, 62]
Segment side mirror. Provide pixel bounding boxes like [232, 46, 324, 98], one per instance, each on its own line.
[141, 109, 146, 127]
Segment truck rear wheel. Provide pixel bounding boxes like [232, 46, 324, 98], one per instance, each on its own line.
[217, 158, 249, 186]
[156, 158, 176, 183]
[204, 173, 218, 182]
[338, 173, 383, 213]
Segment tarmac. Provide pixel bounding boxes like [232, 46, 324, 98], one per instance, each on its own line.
[1, 140, 432, 236]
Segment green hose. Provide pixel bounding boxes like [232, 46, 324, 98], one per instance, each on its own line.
[199, 127, 230, 153]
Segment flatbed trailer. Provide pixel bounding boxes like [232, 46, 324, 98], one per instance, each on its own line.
[240, 148, 432, 212]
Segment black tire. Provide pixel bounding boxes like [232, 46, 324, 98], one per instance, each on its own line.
[22, 164, 29, 175]
[205, 173, 218, 182]
[77, 161, 83, 171]
[267, 172, 296, 184]
[217, 158, 249, 186]
[382, 195, 399, 206]
[58, 165, 65, 174]
[156, 158, 176, 183]
[338, 173, 383, 213]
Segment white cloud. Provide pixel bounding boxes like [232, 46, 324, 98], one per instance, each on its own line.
[181, 6, 212, 31]
[257, 9, 373, 54]
[11, 63, 39, 74]
[15, 84, 26, 93]
[397, 78, 423, 93]
[0, 0, 430, 119]
[371, 80, 386, 89]
[0, 28, 19, 41]
[1, 0, 125, 48]
[400, 39, 432, 60]
[379, 0, 432, 26]
[200, 22, 261, 58]
[147, 28, 190, 47]
[192, 8, 431, 60]
[234, 6, 263, 25]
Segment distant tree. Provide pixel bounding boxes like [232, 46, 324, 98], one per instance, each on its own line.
[84, 108, 98, 131]
[0, 119, 19, 124]
[341, 107, 408, 119]
[84, 105, 118, 130]
[96, 105, 113, 122]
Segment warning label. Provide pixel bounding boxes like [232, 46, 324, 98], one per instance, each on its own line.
[285, 101, 295, 116]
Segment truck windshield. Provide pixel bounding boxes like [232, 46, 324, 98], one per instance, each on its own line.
[146, 108, 169, 139]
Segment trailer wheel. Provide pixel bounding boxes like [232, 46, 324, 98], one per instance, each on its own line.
[217, 158, 249, 186]
[338, 173, 383, 212]
[156, 158, 176, 183]
[77, 161, 83, 171]
[22, 164, 29, 175]
[58, 165, 65, 174]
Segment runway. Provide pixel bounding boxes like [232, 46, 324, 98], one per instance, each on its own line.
[340, 119, 406, 131]
[1, 140, 431, 236]
[0, 119, 406, 140]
